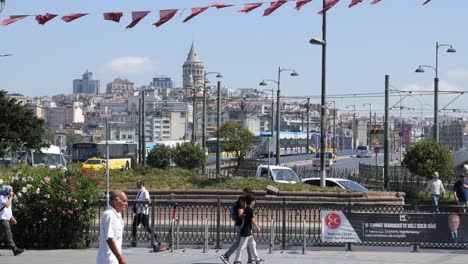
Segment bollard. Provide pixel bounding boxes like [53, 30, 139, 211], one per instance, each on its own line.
[203, 218, 209, 253]
[346, 242, 352, 251]
[176, 218, 180, 250]
[412, 243, 419, 253]
[269, 218, 275, 254]
[302, 220, 306, 255]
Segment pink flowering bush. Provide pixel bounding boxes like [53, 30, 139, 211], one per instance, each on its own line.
[0, 164, 101, 248]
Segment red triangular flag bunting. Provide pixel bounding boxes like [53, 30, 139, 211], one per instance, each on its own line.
[263, 0, 287, 16]
[126, 11, 150, 28]
[296, 0, 313, 10]
[1, 15, 29, 26]
[183, 7, 209, 23]
[153, 9, 178, 27]
[211, 3, 235, 9]
[370, 0, 382, 4]
[61, 13, 88, 23]
[349, 0, 364, 8]
[104, 12, 124, 23]
[238, 3, 263, 13]
[36, 13, 58, 25]
[318, 0, 340, 14]
[423, 0, 431, 5]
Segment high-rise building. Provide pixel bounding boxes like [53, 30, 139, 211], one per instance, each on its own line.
[106, 78, 135, 97]
[152, 76, 174, 88]
[73, 70, 100, 94]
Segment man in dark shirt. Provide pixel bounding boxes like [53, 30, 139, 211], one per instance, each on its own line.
[453, 175, 468, 212]
[220, 187, 253, 264]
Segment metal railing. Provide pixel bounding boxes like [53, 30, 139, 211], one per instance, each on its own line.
[88, 199, 468, 250]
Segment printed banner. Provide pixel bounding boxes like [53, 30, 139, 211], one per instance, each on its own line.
[402, 124, 411, 146]
[322, 211, 468, 243]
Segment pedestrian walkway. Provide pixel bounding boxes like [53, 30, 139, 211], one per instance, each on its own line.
[1, 246, 467, 264]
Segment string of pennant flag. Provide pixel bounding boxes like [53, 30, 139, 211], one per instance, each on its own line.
[1, 0, 433, 28]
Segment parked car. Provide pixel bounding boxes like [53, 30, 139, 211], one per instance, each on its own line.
[301, 177, 368, 192]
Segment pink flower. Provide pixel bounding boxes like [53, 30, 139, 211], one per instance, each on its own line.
[60, 178, 67, 184]
[66, 197, 72, 203]
[61, 210, 67, 216]
[69, 184, 76, 190]
[96, 180, 103, 186]
[43, 176, 51, 184]
[69, 176, 76, 182]
[68, 210, 74, 215]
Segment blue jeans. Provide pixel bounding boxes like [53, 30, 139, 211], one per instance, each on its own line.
[431, 194, 440, 207]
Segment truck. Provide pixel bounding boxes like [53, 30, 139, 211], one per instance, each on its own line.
[255, 165, 300, 184]
[20, 145, 67, 169]
[312, 152, 335, 167]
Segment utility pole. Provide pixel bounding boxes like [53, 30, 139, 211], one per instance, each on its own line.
[216, 80, 221, 178]
[306, 98, 310, 152]
[384, 75, 390, 190]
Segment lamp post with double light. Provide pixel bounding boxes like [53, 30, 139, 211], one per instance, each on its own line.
[415, 42, 456, 142]
[260, 67, 298, 165]
[202, 72, 222, 174]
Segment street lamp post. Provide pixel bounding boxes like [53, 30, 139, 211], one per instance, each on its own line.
[216, 80, 222, 178]
[327, 101, 336, 152]
[261, 88, 274, 166]
[310, 0, 327, 188]
[202, 72, 222, 174]
[346, 105, 356, 150]
[363, 103, 372, 146]
[260, 67, 299, 165]
[415, 41, 456, 142]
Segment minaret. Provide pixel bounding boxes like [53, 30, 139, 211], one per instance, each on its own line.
[182, 41, 205, 92]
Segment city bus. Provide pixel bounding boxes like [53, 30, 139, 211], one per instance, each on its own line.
[71, 141, 137, 162]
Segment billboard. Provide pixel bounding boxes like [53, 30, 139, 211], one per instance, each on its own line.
[401, 124, 411, 146]
[322, 211, 467, 243]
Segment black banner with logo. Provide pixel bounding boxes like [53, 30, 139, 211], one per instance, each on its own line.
[322, 210, 468, 243]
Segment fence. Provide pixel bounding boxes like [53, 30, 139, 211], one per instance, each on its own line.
[88, 200, 468, 250]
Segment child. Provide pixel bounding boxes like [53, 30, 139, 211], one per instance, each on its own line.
[233, 193, 265, 264]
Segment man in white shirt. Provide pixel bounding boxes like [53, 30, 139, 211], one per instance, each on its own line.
[97, 190, 128, 264]
[463, 161, 468, 176]
[0, 186, 24, 256]
[425, 171, 445, 210]
[131, 179, 152, 246]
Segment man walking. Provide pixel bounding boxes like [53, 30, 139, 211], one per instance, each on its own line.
[425, 171, 445, 211]
[132, 179, 153, 246]
[0, 185, 24, 256]
[453, 174, 468, 212]
[220, 187, 254, 264]
[97, 190, 128, 264]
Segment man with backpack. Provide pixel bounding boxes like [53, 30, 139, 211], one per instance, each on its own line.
[220, 187, 253, 264]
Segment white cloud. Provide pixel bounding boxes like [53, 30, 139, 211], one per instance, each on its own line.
[447, 68, 468, 81]
[402, 80, 461, 92]
[104, 56, 158, 75]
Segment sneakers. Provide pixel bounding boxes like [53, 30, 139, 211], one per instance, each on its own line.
[247, 259, 254, 264]
[256, 259, 266, 264]
[220, 254, 229, 264]
[13, 248, 24, 256]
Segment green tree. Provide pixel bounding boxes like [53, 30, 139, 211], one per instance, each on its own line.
[66, 133, 81, 150]
[173, 142, 206, 170]
[147, 144, 173, 169]
[215, 121, 253, 175]
[403, 139, 454, 181]
[0, 90, 47, 157]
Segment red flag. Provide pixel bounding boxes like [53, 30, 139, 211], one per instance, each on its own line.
[104, 12, 123, 23]
[238, 3, 263, 13]
[183, 7, 209, 23]
[370, 0, 382, 4]
[36, 13, 58, 25]
[318, 0, 340, 14]
[1, 15, 29, 26]
[126, 11, 150, 28]
[211, 3, 235, 9]
[422, 0, 431, 5]
[349, 0, 364, 8]
[296, 0, 313, 10]
[153, 9, 178, 27]
[61, 13, 88, 23]
[263, 0, 287, 16]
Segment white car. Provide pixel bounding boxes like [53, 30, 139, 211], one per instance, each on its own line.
[255, 165, 300, 184]
[301, 177, 368, 192]
[356, 145, 372, 158]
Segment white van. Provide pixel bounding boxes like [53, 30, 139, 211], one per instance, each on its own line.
[356, 145, 372, 158]
[255, 165, 300, 184]
[20, 145, 67, 169]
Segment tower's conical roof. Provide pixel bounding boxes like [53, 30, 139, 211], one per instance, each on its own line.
[185, 41, 201, 63]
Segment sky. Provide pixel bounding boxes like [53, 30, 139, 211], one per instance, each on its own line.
[0, 0, 467, 117]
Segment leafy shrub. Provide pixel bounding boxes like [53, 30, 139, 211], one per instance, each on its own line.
[0, 164, 101, 248]
[173, 142, 206, 170]
[147, 144, 173, 169]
